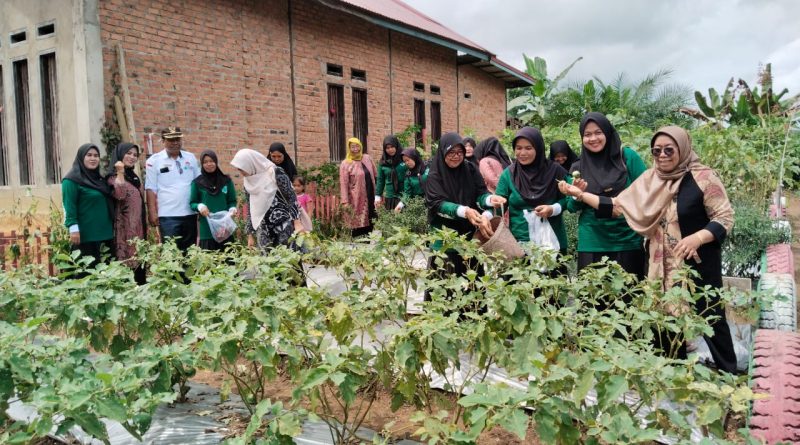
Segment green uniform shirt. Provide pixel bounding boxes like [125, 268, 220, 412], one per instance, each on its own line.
[566, 146, 647, 252]
[403, 174, 424, 200]
[189, 179, 237, 240]
[376, 163, 407, 199]
[61, 179, 113, 242]
[494, 169, 571, 250]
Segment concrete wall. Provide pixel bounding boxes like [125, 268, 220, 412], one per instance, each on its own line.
[0, 0, 104, 229]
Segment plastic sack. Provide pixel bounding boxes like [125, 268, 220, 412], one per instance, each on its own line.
[523, 210, 560, 251]
[206, 210, 236, 243]
[299, 207, 313, 232]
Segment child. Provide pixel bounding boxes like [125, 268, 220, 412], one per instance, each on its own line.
[293, 176, 312, 214]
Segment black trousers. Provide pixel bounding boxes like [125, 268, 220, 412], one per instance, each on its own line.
[653, 293, 738, 373]
[577, 248, 646, 314]
[159, 215, 198, 252]
[70, 239, 114, 278]
[199, 236, 232, 251]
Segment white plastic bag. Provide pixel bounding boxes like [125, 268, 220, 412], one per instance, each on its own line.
[523, 209, 560, 251]
[206, 210, 237, 243]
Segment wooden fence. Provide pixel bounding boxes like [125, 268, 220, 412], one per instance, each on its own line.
[0, 229, 55, 275]
[0, 187, 340, 275]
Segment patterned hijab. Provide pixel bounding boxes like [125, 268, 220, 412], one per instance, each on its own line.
[231, 149, 277, 228]
[345, 138, 364, 162]
[615, 126, 709, 237]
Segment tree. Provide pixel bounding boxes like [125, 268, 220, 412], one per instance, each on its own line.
[507, 54, 582, 126]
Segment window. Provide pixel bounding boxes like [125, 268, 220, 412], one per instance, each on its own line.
[40, 53, 61, 184]
[463, 92, 472, 99]
[326, 63, 343, 77]
[413, 82, 424, 92]
[327, 84, 345, 161]
[0, 66, 7, 186]
[37, 23, 55, 38]
[351, 68, 366, 82]
[13, 59, 32, 185]
[430, 102, 441, 144]
[413, 99, 425, 147]
[430, 85, 441, 95]
[10, 30, 27, 45]
[352, 88, 368, 152]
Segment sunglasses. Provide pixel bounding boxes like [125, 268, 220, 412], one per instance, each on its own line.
[651, 146, 675, 157]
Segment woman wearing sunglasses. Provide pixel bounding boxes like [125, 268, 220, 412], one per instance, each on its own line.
[558, 126, 736, 373]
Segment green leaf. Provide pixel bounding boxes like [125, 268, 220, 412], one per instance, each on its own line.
[696, 401, 723, 426]
[7, 356, 34, 383]
[96, 397, 128, 422]
[301, 368, 329, 391]
[597, 375, 628, 407]
[573, 370, 594, 405]
[33, 416, 54, 437]
[498, 408, 529, 440]
[70, 411, 108, 441]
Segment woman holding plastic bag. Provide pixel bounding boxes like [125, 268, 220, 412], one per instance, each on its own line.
[190, 150, 238, 250]
[490, 127, 571, 263]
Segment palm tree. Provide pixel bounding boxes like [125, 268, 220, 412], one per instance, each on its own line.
[546, 69, 693, 128]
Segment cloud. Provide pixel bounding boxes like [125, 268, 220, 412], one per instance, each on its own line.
[404, 0, 800, 95]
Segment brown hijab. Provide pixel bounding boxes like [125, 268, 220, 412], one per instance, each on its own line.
[614, 126, 709, 237]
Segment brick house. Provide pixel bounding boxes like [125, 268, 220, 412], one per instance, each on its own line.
[0, 0, 531, 223]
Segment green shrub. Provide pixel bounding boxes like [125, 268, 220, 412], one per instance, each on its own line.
[373, 196, 429, 237]
[723, 200, 791, 278]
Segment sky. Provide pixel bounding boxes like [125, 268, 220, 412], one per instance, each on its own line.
[403, 0, 800, 99]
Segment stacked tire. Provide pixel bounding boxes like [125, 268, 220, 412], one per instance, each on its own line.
[751, 231, 799, 443]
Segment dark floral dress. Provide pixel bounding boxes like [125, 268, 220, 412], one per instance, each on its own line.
[245, 167, 300, 253]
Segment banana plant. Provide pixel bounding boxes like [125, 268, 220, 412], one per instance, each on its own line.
[507, 54, 583, 125]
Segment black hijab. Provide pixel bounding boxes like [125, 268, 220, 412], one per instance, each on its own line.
[509, 127, 566, 207]
[425, 132, 487, 225]
[268, 142, 297, 180]
[401, 148, 425, 177]
[549, 140, 578, 172]
[572, 112, 627, 196]
[380, 135, 405, 192]
[194, 150, 230, 196]
[64, 143, 112, 195]
[106, 142, 141, 187]
[474, 137, 511, 168]
[463, 137, 478, 166]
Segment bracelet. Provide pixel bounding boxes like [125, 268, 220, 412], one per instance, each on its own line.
[695, 233, 704, 244]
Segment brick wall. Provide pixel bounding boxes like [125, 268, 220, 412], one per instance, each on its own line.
[458, 64, 506, 140]
[98, 0, 293, 173]
[390, 32, 457, 151]
[97, 0, 504, 171]
[289, 0, 391, 165]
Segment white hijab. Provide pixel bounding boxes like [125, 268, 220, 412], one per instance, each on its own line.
[231, 149, 278, 228]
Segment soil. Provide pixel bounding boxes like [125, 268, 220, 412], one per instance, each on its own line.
[192, 369, 542, 444]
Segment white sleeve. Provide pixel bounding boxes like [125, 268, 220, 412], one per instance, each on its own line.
[69, 224, 80, 233]
[145, 155, 158, 192]
[551, 203, 562, 216]
[190, 153, 201, 179]
[456, 205, 467, 218]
